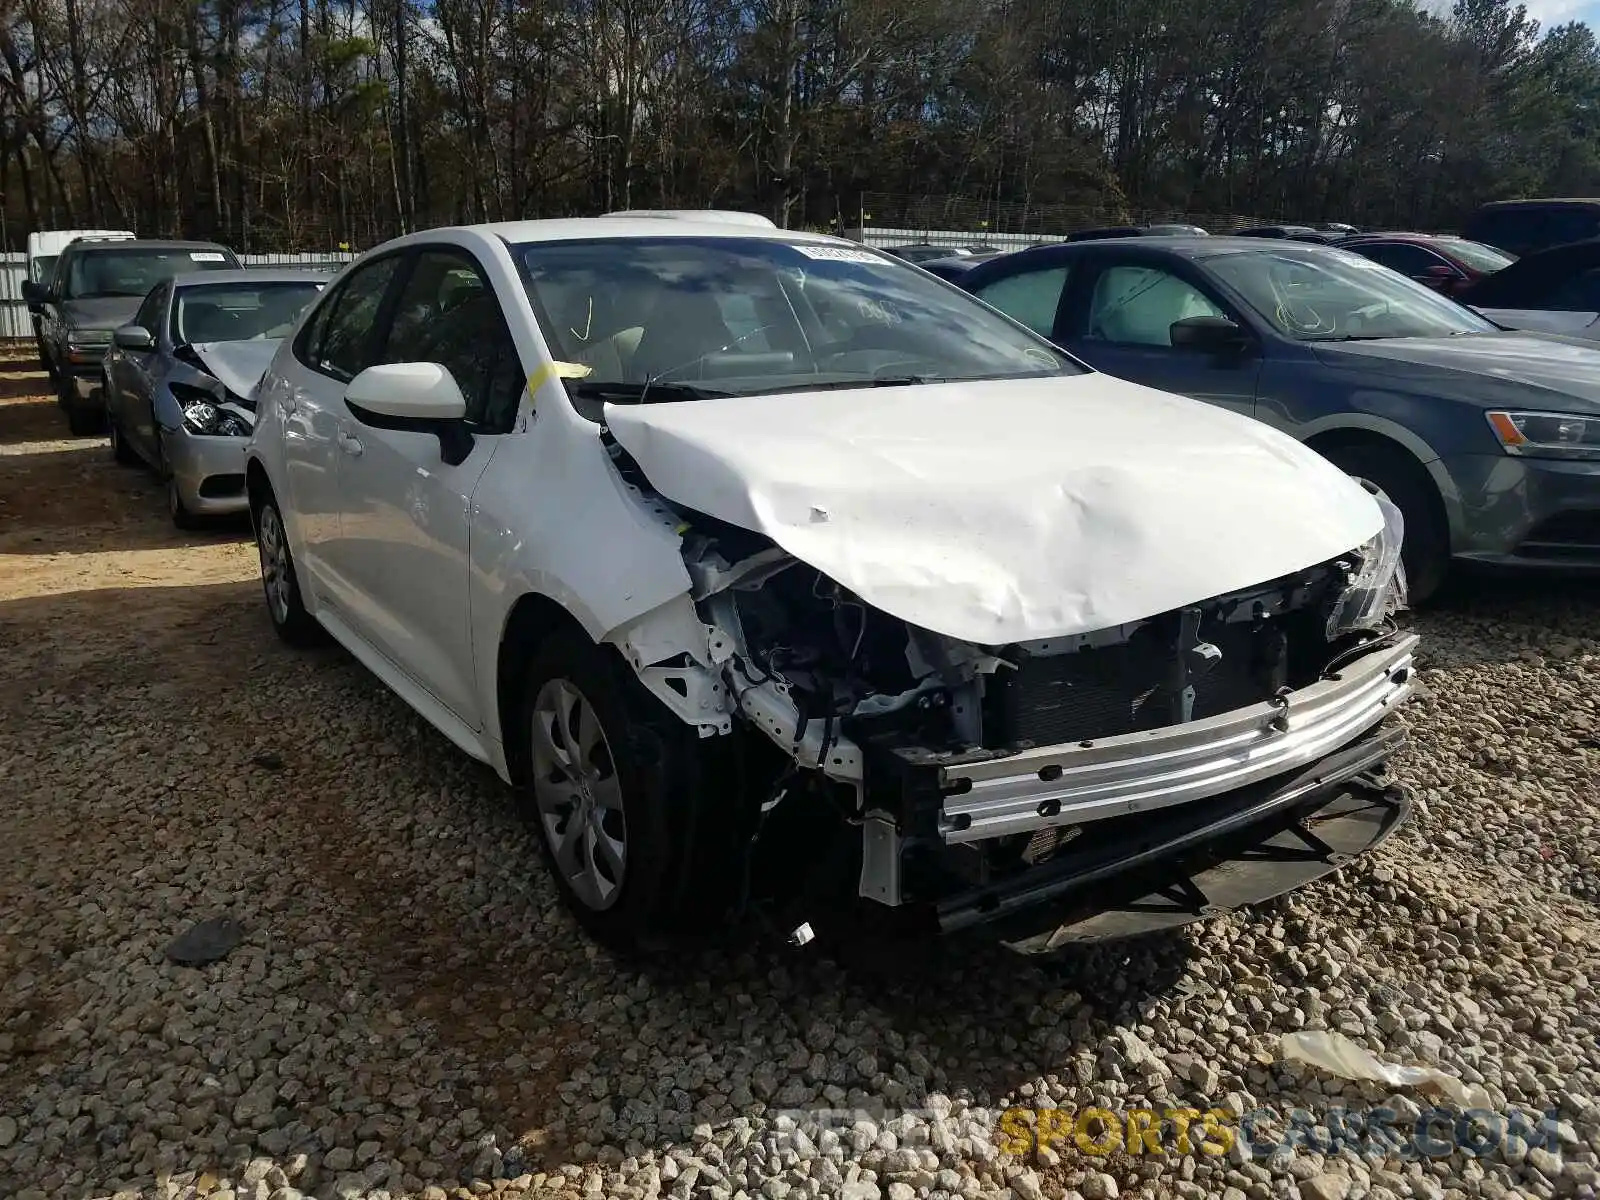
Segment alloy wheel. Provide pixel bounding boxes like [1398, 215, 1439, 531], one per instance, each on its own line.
[530, 678, 627, 911]
[257, 505, 292, 625]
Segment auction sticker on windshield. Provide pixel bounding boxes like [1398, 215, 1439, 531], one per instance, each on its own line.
[190, 252, 227, 262]
[793, 245, 883, 264]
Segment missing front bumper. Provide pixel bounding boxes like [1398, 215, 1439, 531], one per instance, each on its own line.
[935, 720, 1409, 946]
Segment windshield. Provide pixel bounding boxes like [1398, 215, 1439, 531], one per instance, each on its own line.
[1443, 239, 1516, 273]
[1207, 247, 1498, 340]
[31, 255, 57, 285]
[514, 236, 1076, 400]
[172, 281, 323, 344]
[66, 248, 234, 300]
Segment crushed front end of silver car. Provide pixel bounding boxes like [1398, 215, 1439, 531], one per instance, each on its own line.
[628, 473, 1415, 950]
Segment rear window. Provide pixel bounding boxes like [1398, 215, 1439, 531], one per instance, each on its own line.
[1468, 206, 1600, 255]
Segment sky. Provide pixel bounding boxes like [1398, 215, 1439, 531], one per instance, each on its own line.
[1524, 0, 1600, 27]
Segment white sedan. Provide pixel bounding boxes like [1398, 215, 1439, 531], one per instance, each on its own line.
[245, 214, 1415, 951]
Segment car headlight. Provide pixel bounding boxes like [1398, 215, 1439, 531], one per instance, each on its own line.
[172, 382, 252, 437]
[1486, 410, 1600, 461]
[67, 329, 112, 349]
[1326, 485, 1408, 639]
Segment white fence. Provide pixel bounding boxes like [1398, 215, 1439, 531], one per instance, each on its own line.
[849, 226, 1062, 252]
[0, 251, 357, 342]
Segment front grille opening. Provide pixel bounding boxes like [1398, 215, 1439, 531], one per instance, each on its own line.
[1518, 511, 1600, 557]
[198, 473, 246, 499]
[981, 596, 1334, 750]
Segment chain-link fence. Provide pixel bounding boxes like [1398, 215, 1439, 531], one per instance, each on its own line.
[839, 192, 1271, 240]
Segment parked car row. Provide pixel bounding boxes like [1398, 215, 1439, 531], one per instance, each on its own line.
[20, 232, 330, 524]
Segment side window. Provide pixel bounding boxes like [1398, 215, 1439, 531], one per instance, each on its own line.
[380, 248, 523, 434]
[1086, 265, 1228, 347]
[1359, 243, 1442, 276]
[974, 266, 1071, 336]
[314, 256, 404, 381]
[1543, 209, 1600, 249]
[134, 283, 168, 336]
[1542, 268, 1600, 311]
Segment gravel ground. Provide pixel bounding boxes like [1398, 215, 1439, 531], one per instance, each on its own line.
[3, 359, 1600, 1200]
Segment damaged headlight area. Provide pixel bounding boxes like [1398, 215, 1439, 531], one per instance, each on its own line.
[1325, 485, 1407, 640]
[172, 382, 252, 437]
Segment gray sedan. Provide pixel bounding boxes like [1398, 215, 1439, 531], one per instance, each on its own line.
[102, 270, 325, 527]
[959, 237, 1600, 600]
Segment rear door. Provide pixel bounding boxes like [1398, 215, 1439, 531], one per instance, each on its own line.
[111, 282, 171, 460]
[1062, 252, 1262, 420]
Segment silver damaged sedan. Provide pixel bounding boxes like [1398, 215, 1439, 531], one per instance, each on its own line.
[102, 269, 326, 526]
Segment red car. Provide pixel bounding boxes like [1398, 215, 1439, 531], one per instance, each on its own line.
[1337, 233, 1515, 296]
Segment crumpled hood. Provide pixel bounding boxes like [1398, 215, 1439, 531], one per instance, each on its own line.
[63, 296, 140, 332]
[1312, 332, 1600, 413]
[189, 339, 283, 402]
[605, 375, 1382, 644]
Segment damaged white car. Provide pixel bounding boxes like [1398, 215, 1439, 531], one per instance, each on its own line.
[244, 219, 1416, 951]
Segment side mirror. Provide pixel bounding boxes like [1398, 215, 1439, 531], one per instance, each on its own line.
[114, 324, 154, 351]
[345, 362, 474, 465]
[20, 280, 47, 313]
[1415, 265, 1460, 290]
[1170, 315, 1250, 355]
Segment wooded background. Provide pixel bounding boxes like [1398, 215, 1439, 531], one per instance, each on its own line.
[0, 0, 1596, 250]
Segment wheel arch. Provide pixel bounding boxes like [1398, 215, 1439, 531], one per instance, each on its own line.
[1302, 422, 1459, 548]
[495, 592, 592, 787]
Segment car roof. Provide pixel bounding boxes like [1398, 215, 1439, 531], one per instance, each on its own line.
[69, 238, 235, 254]
[1022, 234, 1341, 257]
[468, 217, 846, 247]
[1474, 197, 1600, 210]
[1341, 232, 1461, 243]
[169, 268, 329, 287]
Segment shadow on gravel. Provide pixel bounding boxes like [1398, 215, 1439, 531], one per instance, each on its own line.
[1409, 569, 1600, 669]
[0, 372, 52, 411]
[0, 442, 251, 555]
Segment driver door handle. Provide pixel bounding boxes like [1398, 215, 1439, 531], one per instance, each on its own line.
[337, 431, 363, 457]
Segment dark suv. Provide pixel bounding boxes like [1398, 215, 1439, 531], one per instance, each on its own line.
[23, 237, 241, 434]
[1463, 199, 1600, 258]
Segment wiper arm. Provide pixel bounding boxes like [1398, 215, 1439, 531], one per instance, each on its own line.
[568, 380, 729, 403]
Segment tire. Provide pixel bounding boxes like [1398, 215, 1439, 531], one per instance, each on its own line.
[158, 442, 202, 531]
[517, 634, 722, 946]
[1319, 442, 1449, 604]
[254, 493, 320, 645]
[108, 414, 138, 466]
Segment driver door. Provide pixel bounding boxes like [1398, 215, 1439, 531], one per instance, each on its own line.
[1065, 258, 1262, 419]
[106, 281, 170, 464]
[332, 247, 525, 728]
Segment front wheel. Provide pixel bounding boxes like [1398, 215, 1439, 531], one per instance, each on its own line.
[109, 410, 138, 466]
[254, 495, 320, 645]
[518, 635, 724, 946]
[1320, 443, 1449, 603]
